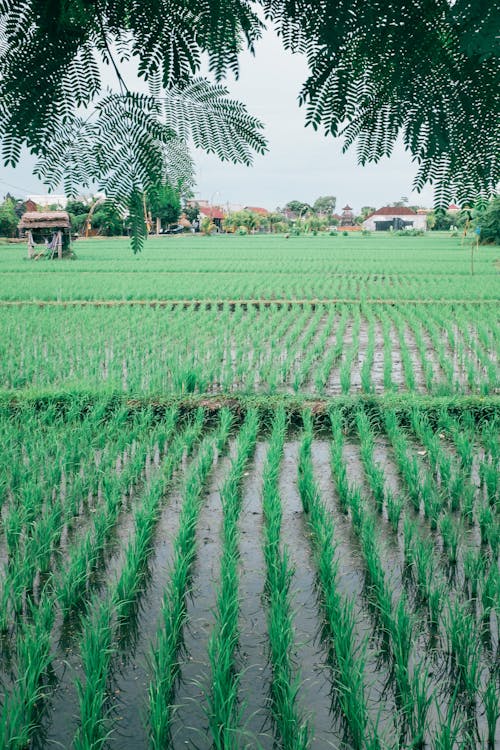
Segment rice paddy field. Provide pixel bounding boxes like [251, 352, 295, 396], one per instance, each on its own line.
[0, 233, 498, 749]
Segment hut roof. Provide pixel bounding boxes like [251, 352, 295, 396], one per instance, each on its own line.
[18, 211, 71, 230]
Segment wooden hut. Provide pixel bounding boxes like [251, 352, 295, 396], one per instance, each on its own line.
[18, 211, 72, 259]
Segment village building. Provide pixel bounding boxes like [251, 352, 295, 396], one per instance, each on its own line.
[362, 206, 427, 231]
[340, 204, 355, 226]
[198, 205, 226, 230]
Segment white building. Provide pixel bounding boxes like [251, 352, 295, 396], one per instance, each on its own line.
[362, 206, 427, 231]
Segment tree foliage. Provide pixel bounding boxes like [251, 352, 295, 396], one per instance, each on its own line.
[0, 1, 498, 252]
[148, 183, 181, 229]
[265, 0, 498, 207]
[0, 196, 17, 236]
[313, 195, 336, 216]
[478, 197, 500, 245]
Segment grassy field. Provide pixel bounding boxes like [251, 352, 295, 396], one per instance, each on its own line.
[0, 233, 498, 749]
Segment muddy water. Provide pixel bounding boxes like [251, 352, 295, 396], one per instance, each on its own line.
[389, 320, 405, 391]
[403, 323, 427, 392]
[350, 314, 369, 391]
[371, 317, 385, 393]
[237, 442, 274, 748]
[327, 311, 353, 394]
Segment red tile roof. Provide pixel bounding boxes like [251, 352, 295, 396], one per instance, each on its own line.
[244, 206, 269, 216]
[199, 206, 226, 220]
[364, 206, 418, 220]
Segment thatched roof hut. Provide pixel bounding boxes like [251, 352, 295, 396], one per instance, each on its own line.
[18, 211, 71, 231]
[18, 211, 72, 259]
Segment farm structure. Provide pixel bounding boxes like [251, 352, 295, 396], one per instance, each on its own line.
[363, 206, 427, 231]
[18, 211, 73, 259]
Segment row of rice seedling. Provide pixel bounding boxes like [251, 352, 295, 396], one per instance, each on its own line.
[359, 306, 376, 393]
[331, 409, 430, 747]
[313, 305, 350, 393]
[387, 307, 418, 392]
[339, 306, 361, 394]
[0, 592, 54, 749]
[205, 409, 260, 748]
[73, 409, 228, 750]
[147, 409, 234, 748]
[1, 302, 497, 396]
[293, 307, 337, 391]
[298, 410, 379, 749]
[261, 407, 311, 748]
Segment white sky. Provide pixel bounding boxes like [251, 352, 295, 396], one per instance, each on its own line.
[1, 24, 434, 213]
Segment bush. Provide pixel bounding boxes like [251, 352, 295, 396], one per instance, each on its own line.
[342, 230, 348, 236]
[394, 228, 424, 236]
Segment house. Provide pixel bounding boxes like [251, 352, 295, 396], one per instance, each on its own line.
[362, 206, 427, 231]
[24, 199, 38, 212]
[198, 205, 226, 230]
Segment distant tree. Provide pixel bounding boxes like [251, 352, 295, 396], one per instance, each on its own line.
[66, 199, 90, 232]
[66, 199, 89, 216]
[148, 184, 181, 232]
[426, 212, 436, 230]
[268, 212, 286, 233]
[313, 195, 336, 216]
[360, 206, 376, 219]
[478, 197, 500, 245]
[224, 209, 261, 233]
[184, 202, 200, 225]
[14, 200, 26, 219]
[93, 203, 124, 236]
[391, 196, 409, 207]
[284, 200, 312, 216]
[432, 210, 455, 230]
[304, 215, 328, 232]
[0, 198, 18, 237]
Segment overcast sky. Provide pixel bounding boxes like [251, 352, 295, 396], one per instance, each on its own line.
[1, 24, 434, 213]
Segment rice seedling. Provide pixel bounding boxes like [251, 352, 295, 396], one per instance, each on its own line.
[386, 491, 404, 533]
[73, 599, 114, 750]
[483, 674, 499, 749]
[445, 599, 483, 700]
[262, 407, 311, 748]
